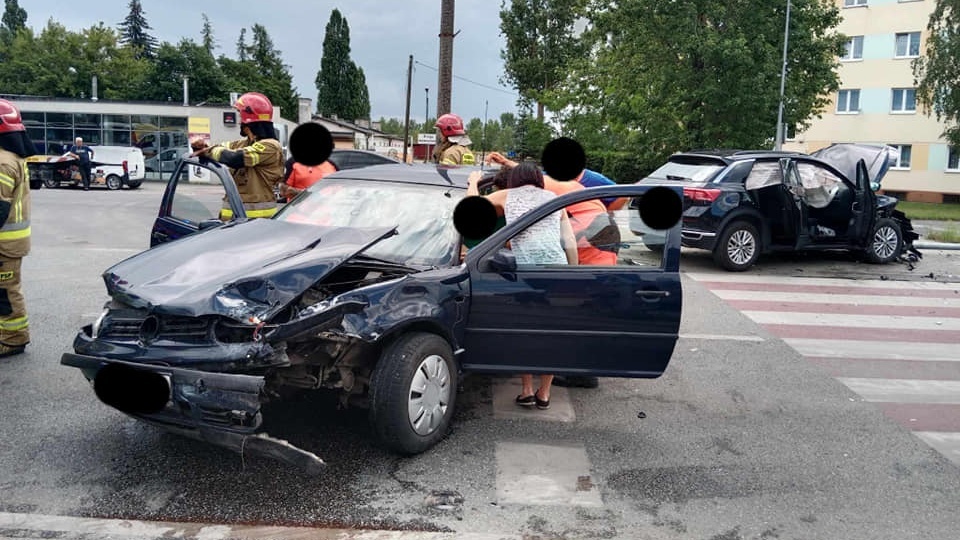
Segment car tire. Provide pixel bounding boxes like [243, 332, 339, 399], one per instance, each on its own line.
[105, 175, 122, 190]
[126, 179, 142, 189]
[714, 221, 761, 271]
[43, 178, 60, 189]
[369, 332, 458, 455]
[865, 217, 903, 264]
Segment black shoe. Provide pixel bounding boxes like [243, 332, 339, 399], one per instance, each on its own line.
[553, 376, 599, 388]
[0, 343, 26, 358]
[515, 394, 536, 407]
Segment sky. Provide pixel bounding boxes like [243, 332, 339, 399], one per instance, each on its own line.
[22, 0, 521, 123]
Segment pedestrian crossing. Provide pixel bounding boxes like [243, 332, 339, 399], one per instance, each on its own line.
[687, 272, 960, 465]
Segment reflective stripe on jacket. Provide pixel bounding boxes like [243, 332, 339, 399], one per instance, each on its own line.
[439, 145, 476, 166]
[0, 149, 30, 258]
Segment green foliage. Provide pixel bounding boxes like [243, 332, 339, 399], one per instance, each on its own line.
[896, 201, 960, 221]
[201, 13, 215, 55]
[514, 100, 555, 159]
[499, 0, 588, 118]
[542, 0, 845, 174]
[914, 0, 960, 146]
[0, 0, 27, 45]
[315, 9, 370, 121]
[118, 0, 158, 60]
[584, 151, 653, 184]
[219, 25, 300, 121]
[143, 39, 225, 104]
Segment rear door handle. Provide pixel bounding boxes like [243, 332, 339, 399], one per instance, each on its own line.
[635, 290, 670, 297]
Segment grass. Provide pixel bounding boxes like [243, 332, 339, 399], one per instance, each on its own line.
[895, 201, 960, 221]
[925, 227, 960, 243]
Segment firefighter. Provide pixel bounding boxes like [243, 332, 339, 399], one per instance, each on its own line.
[0, 99, 35, 358]
[191, 92, 284, 219]
[433, 113, 476, 166]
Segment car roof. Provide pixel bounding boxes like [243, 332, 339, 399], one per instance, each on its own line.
[323, 163, 494, 188]
[676, 149, 805, 162]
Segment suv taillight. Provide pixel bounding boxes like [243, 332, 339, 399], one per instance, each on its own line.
[684, 188, 721, 203]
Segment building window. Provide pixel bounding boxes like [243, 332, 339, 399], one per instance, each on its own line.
[891, 88, 917, 113]
[895, 32, 921, 58]
[890, 144, 912, 169]
[841, 36, 864, 60]
[837, 89, 861, 113]
[843, 0, 867, 6]
[948, 147, 960, 171]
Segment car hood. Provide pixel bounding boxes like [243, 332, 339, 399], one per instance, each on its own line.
[103, 219, 398, 320]
[810, 143, 897, 186]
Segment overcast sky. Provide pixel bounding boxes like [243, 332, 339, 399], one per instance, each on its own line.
[23, 0, 520, 123]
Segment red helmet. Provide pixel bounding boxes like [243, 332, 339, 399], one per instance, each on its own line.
[234, 92, 273, 124]
[0, 99, 26, 134]
[435, 113, 465, 137]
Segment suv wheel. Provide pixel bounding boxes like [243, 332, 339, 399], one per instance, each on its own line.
[714, 221, 760, 271]
[369, 332, 457, 455]
[865, 217, 903, 264]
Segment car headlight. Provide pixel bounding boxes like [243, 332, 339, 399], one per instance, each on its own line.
[91, 309, 109, 338]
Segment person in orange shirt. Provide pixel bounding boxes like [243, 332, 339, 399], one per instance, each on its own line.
[281, 156, 336, 202]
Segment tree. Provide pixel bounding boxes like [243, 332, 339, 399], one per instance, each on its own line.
[220, 26, 298, 121]
[499, 0, 588, 119]
[236, 27, 248, 61]
[315, 9, 371, 120]
[200, 13, 216, 55]
[0, 0, 27, 44]
[143, 39, 226, 104]
[549, 0, 845, 169]
[914, 0, 960, 146]
[118, 0, 158, 59]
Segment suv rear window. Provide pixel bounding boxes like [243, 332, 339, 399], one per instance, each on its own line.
[646, 157, 726, 184]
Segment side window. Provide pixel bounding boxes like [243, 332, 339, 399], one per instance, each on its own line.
[170, 179, 229, 224]
[482, 194, 665, 271]
[743, 161, 784, 190]
[795, 162, 844, 209]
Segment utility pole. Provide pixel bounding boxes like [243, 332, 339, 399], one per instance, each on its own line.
[774, 0, 792, 151]
[437, 0, 455, 118]
[425, 87, 431, 162]
[403, 55, 413, 163]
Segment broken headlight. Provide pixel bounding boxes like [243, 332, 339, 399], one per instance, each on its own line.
[91, 308, 110, 338]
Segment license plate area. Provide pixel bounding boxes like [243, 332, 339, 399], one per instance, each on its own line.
[93, 363, 172, 415]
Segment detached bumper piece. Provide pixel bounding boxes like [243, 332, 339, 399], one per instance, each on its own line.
[60, 353, 326, 474]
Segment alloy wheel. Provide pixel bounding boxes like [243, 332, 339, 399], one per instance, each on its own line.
[407, 354, 452, 436]
[873, 225, 899, 260]
[727, 229, 757, 266]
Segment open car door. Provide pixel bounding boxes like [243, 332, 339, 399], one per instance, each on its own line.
[851, 159, 877, 242]
[150, 158, 246, 247]
[461, 185, 683, 378]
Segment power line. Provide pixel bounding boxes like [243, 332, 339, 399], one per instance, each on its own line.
[414, 61, 517, 97]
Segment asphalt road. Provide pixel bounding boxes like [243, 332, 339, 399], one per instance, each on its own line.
[1, 182, 959, 539]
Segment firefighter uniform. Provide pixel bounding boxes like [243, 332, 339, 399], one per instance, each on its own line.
[434, 113, 476, 166]
[438, 143, 476, 166]
[0, 145, 31, 355]
[209, 137, 284, 218]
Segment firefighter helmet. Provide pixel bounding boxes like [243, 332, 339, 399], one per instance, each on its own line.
[0, 99, 26, 134]
[234, 92, 274, 124]
[435, 113, 466, 138]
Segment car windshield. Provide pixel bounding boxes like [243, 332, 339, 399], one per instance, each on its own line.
[272, 179, 461, 268]
[645, 158, 726, 184]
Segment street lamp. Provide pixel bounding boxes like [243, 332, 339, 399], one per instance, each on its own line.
[774, 0, 792, 151]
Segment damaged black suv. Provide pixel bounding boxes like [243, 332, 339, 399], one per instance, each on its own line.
[61, 158, 684, 470]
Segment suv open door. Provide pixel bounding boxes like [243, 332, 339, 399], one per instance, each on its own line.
[150, 158, 247, 246]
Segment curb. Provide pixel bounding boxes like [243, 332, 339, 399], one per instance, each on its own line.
[915, 241, 960, 251]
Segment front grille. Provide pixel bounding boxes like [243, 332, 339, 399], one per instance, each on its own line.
[102, 311, 211, 341]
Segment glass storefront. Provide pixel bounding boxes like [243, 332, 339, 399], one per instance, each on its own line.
[23, 110, 189, 180]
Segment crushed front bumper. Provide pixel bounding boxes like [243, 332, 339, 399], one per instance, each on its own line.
[60, 353, 326, 473]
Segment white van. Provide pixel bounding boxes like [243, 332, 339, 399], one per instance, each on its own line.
[90, 146, 146, 189]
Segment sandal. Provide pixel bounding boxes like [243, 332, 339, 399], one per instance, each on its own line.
[535, 389, 550, 410]
[515, 394, 536, 407]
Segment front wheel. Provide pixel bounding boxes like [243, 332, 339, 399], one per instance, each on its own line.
[713, 221, 761, 271]
[865, 217, 903, 264]
[43, 177, 60, 189]
[369, 332, 457, 455]
[105, 175, 122, 190]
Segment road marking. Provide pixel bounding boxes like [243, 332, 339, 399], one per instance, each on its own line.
[837, 378, 960, 404]
[711, 289, 960, 308]
[0, 511, 521, 540]
[492, 378, 575, 422]
[784, 338, 960, 362]
[685, 273, 960, 290]
[678, 333, 765, 342]
[743, 311, 960, 331]
[495, 441, 603, 507]
[915, 432, 960, 466]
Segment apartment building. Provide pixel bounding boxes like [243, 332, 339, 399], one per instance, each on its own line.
[786, 0, 958, 203]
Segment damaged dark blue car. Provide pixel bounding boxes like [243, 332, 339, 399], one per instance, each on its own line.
[61, 158, 684, 471]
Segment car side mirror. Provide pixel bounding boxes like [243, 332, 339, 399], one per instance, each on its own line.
[198, 218, 224, 230]
[870, 181, 880, 192]
[481, 248, 517, 274]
